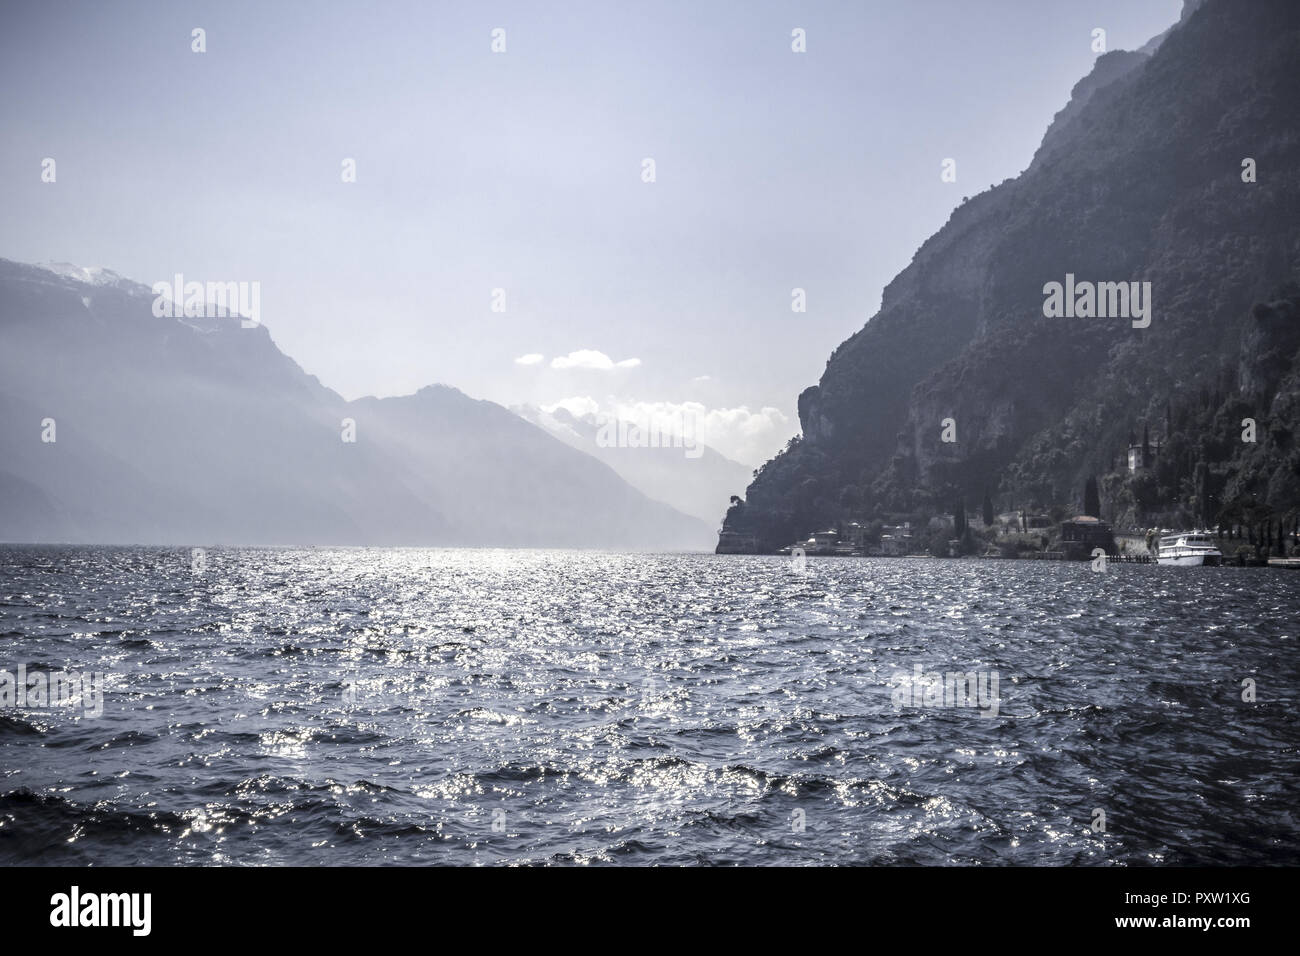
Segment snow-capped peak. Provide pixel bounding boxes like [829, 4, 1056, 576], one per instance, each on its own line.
[39, 261, 126, 286]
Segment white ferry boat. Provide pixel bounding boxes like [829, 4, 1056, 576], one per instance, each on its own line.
[1156, 531, 1223, 566]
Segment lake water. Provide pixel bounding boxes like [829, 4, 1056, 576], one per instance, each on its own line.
[1, 546, 1296, 865]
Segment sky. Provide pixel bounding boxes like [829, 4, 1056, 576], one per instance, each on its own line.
[0, 0, 1182, 466]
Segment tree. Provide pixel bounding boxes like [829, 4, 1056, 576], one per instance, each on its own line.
[1142, 423, 1151, 463]
[1196, 464, 1212, 527]
[982, 489, 995, 527]
[954, 500, 967, 538]
[1084, 476, 1101, 518]
[927, 527, 951, 558]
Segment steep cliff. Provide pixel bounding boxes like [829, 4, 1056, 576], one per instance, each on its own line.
[720, 0, 1300, 550]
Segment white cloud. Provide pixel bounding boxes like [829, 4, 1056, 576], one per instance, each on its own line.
[514, 353, 545, 366]
[541, 396, 601, 419]
[550, 349, 641, 370]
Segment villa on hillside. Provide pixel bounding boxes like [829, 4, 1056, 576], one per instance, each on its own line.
[841, 522, 869, 549]
[1128, 436, 1162, 473]
[794, 530, 850, 555]
[880, 522, 914, 555]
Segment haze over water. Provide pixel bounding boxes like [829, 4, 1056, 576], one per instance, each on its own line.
[1, 545, 1295, 865]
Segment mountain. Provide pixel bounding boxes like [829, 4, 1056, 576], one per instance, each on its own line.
[0, 259, 712, 549]
[718, 0, 1300, 550]
[513, 403, 753, 527]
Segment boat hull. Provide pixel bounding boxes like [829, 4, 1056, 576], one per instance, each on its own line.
[1156, 552, 1222, 566]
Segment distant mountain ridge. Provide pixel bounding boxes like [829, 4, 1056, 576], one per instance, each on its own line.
[513, 403, 753, 527]
[0, 259, 712, 549]
[720, 0, 1300, 550]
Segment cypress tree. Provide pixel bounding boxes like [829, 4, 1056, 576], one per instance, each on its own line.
[1084, 476, 1100, 518]
[1197, 464, 1212, 527]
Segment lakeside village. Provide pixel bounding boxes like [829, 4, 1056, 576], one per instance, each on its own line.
[719, 434, 1300, 568]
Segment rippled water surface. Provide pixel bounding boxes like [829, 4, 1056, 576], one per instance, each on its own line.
[0, 546, 1296, 865]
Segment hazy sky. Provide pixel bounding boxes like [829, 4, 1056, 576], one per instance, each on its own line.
[0, 0, 1181, 465]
